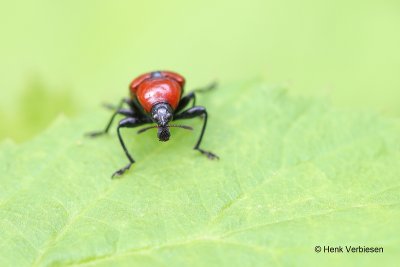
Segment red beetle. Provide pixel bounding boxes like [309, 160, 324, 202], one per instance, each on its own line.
[88, 71, 218, 178]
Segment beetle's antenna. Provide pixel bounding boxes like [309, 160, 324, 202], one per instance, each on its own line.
[168, 125, 193, 130]
[137, 125, 158, 134]
[137, 125, 193, 134]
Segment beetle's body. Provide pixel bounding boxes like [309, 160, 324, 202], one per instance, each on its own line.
[88, 70, 218, 178]
[130, 71, 184, 112]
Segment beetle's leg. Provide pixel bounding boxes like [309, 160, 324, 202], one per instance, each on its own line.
[129, 99, 148, 117]
[174, 106, 219, 159]
[86, 98, 134, 137]
[114, 109, 135, 117]
[175, 92, 196, 113]
[102, 98, 130, 111]
[112, 117, 149, 178]
[193, 81, 217, 94]
[175, 82, 217, 114]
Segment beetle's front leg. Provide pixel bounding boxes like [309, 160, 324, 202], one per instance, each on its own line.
[112, 117, 149, 178]
[174, 106, 219, 159]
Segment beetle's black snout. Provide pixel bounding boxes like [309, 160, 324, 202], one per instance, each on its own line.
[158, 127, 170, 142]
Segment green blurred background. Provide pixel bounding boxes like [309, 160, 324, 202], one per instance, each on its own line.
[1, 0, 399, 142]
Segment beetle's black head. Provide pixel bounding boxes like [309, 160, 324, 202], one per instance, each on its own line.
[151, 103, 173, 142]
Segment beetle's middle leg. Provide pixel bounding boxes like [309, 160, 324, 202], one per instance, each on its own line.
[86, 98, 135, 137]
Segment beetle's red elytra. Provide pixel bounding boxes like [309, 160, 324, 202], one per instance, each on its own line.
[130, 71, 185, 112]
[87, 70, 219, 178]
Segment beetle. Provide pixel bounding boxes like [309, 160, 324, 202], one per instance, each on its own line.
[87, 70, 219, 178]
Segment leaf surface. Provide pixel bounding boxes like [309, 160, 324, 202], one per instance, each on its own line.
[1, 81, 399, 266]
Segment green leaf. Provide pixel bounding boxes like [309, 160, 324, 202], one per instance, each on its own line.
[1, 80, 399, 267]
[0, 78, 78, 142]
